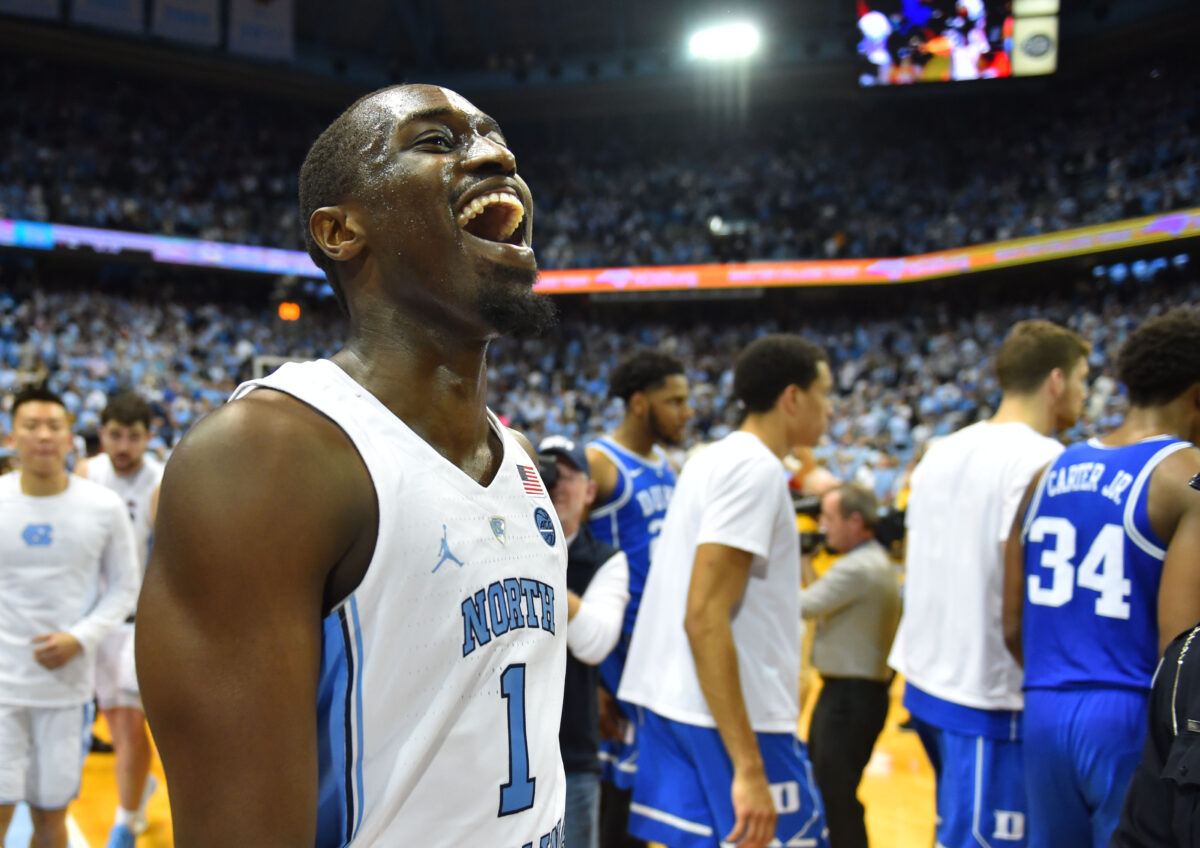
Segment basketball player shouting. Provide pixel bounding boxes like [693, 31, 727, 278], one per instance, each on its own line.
[138, 85, 566, 846]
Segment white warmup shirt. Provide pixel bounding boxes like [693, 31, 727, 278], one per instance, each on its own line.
[85, 453, 163, 573]
[0, 473, 139, 706]
[619, 430, 801, 733]
[889, 421, 1063, 711]
[565, 538, 629, 666]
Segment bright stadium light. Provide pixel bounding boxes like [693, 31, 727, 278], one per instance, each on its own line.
[688, 21, 761, 61]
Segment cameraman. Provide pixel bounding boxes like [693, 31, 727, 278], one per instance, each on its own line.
[800, 483, 901, 848]
[538, 436, 630, 848]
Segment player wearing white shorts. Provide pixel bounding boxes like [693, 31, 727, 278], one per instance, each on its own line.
[76, 392, 163, 847]
[0, 386, 139, 848]
[619, 335, 833, 848]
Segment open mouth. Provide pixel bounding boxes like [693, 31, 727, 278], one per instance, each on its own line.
[456, 190, 526, 246]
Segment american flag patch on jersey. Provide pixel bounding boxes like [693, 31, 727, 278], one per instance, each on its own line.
[516, 465, 545, 496]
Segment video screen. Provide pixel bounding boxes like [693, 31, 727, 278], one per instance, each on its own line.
[856, 0, 1015, 86]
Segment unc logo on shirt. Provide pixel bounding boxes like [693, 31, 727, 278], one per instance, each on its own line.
[533, 507, 555, 547]
[22, 524, 52, 547]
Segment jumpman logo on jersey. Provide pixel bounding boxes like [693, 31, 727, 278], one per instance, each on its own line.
[432, 524, 465, 573]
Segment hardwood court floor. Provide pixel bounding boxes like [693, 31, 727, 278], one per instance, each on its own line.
[62, 677, 934, 847]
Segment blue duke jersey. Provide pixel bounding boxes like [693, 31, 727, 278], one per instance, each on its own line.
[230, 361, 568, 848]
[1021, 436, 1192, 691]
[587, 437, 676, 637]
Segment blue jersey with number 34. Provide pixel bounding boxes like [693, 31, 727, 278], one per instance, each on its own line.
[1021, 436, 1191, 691]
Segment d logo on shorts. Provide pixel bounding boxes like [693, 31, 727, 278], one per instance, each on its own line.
[993, 810, 1025, 841]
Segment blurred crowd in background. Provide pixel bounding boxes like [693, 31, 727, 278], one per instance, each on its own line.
[1, 264, 1193, 505]
[0, 52, 1195, 269]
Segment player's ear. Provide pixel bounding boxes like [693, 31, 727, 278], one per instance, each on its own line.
[310, 205, 368, 265]
[1045, 366, 1065, 398]
[778, 383, 801, 416]
[584, 477, 598, 508]
[628, 391, 648, 417]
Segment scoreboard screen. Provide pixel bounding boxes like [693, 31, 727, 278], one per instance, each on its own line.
[856, 0, 1057, 86]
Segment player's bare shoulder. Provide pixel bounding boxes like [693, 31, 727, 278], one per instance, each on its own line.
[161, 389, 375, 556]
[1150, 443, 1200, 525]
[585, 443, 619, 504]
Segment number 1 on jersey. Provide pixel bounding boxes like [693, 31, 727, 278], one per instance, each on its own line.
[499, 664, 536, 816]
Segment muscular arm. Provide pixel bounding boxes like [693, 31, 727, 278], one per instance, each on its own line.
[585, 445, 618, 511]
[1002, 469, 1046, 666]
[1154, 448, 1200, 654]
[685, 542, 776, 848]
[136, 392, 374, 846]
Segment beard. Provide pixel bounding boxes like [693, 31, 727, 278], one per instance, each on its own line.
[648, 405, 684, 447]
[476, 263, 558, 338]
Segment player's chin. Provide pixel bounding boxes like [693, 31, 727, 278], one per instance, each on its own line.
[477, 274, 558, 338]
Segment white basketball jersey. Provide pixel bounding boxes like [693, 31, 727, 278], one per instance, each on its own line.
[230, 360, 568, 848]
[85, 453, 163, 573]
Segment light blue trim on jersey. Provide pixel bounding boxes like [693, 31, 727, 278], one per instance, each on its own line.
[315, 597, 365, 848]
[349, 597, 366, 838]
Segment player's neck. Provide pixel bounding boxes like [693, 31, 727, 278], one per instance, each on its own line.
[20, 468, 69, 497]
[1103, 403, 1194, 446]
[990, 393, 1054, 436]
[332, 340, 499, 476]
[739, 412, 789, 459]
[611, 420, 658, 459]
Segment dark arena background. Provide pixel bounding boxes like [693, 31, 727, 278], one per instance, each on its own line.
[0, 0, 1197, 845]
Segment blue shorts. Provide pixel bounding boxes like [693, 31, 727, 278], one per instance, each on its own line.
[628, 710, 829, 848]
[1023, 688, 1148, 848]
[598, 635, 638, 789]
[909, 716, 1027, 848]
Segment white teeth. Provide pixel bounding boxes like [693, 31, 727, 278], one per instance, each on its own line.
[456, 190, 525, 241]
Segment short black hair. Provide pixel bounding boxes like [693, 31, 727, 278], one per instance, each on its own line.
[100, 392, 153, 429]
[298, 87, 400, 313]
[609, 350, 686, 402]
[11, 384, 67, 421]
[733, 334, 827, 414]
[1117, 306, 1200, 407]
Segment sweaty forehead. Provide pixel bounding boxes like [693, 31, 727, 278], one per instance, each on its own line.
[367, 85, 494, 131]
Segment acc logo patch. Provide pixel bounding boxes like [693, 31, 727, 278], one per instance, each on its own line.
[489, 516, 507, 546]
[22, 524, 52, 547]
[533, 507, 556, 547]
